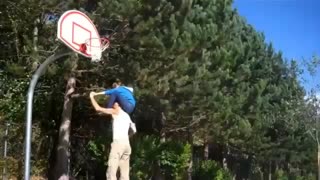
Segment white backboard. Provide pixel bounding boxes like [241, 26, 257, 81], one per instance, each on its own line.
[57, 10, 101, 58]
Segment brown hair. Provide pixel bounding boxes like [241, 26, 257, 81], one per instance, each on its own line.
[112, 78, 122, 88]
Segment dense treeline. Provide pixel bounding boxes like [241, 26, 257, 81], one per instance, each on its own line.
[0, 0, 319, 179]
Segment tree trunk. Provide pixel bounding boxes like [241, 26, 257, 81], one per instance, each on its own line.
[259, 167, 263, 180]
[268, 161, 272, 180]
[223, 144, 229, 170]
[53, 77, 76, 180]
[318, 145, 320, 180]
[33, 18, 39, 52]
[10, 18, 21, 62]
[187, 159, 193, 180]
[203, 136, 209, 160]
[187, 124, 193, 180]
[152, 112, 166, 180]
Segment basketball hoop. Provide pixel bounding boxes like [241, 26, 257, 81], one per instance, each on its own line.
[85, 37, 110, 52]
[57, 10, 110, 62]
[80, 37, 110, 62]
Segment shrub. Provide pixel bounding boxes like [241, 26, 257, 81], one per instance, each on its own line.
[130, 135, 191, 180]
[194, 160, 232, 180]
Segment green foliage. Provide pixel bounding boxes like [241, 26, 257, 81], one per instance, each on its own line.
[32, 159, 48, 176]
[0, 157, 19, 177]
[0, 0, 318, 179]
[275, 169, 288, 180]
[301, 173, 317, 180]
[274, 169, 316, 180]
[87, 139, 104, 159]
[0, 76, 28, 122]
[130, 135, 160, 179]
[194, 160, 232, 180]
[130, 135, 191, 179]
[158, 140, 191, 179]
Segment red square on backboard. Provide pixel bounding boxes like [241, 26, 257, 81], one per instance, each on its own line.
[72, 22, 91, 46]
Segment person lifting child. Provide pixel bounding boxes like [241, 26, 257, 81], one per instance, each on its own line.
[92, 79, 136, 115]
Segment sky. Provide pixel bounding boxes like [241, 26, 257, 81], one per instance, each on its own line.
[232, 0, 320, 93]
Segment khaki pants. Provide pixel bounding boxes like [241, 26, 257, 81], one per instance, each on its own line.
[106, 141, 131, 180]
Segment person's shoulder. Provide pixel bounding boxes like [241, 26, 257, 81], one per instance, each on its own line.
[118, 109, 127, 115]
[121, 86, 134, 93]
[116, 86, 125, 91]
[119, 86, 128, 89]
[121, 110, 131, 118]
[119, 110, 131, 120]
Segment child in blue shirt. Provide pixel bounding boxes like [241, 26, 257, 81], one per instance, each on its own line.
[93, 80, 136, 114]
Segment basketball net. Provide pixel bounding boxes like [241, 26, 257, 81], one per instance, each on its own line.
[84, 37, 110, 62]
[89, 38, 102, 62]
[91, 49, 102, 62]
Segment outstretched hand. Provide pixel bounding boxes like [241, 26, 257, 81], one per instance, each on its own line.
[89, 92, 96, 98]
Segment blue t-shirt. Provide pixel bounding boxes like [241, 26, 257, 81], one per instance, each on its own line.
[104, 86, 136, 106]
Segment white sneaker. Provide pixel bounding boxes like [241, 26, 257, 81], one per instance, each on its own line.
[130, 122, 137, 134]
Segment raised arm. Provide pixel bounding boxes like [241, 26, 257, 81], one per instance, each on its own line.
[94, 91, 105, 96]
[89, 92, 117, 115]
[94, 88, 117, 96]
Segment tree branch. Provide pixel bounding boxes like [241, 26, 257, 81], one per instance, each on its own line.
[307, 129, 317, 142]
[72, 134, 91, 139]
[38, 46, 59, 54]
[71, 93, 93, 99]
[75, 69, 97, 73]
[166, 115, 206, 133]
[317, 131, 319, 146]
[65, 77, 76, 98]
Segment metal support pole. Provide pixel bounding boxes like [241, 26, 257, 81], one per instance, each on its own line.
[24, 51, 73, 180]
[2, 123, 9, 180]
